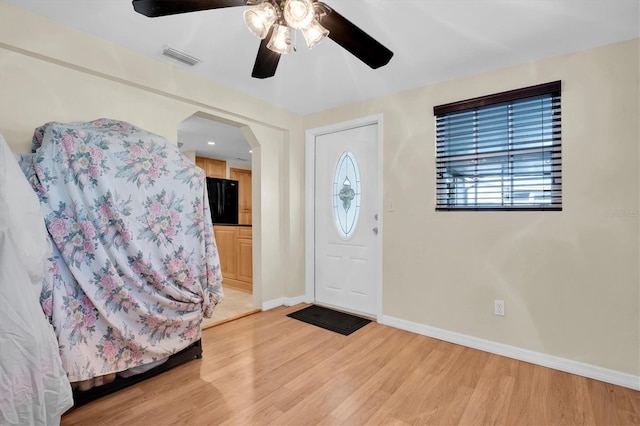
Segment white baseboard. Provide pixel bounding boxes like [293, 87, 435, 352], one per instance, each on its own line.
[262, 295, 307, 311]
[382, 315, 640, 391]
[258, 298, 639, 390]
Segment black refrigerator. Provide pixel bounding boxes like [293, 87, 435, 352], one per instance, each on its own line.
[206, 177, 239, 225]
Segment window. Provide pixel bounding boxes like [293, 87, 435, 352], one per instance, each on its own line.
[434, 81, 561, 211]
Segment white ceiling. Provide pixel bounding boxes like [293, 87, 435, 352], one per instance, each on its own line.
[177, 115, 253, 164]
[4, 0, 639, 163]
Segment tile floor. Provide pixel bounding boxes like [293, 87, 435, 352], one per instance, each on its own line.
[201, 285, 257, 329]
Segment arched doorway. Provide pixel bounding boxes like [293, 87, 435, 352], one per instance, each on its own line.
[178, 112, 260, 327]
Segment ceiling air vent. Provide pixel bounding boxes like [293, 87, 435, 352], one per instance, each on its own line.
[161, 46, 201, 67]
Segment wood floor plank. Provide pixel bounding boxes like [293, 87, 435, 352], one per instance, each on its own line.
[457, 355, 517, 425]
[62, 305, 640, 426]
[321, 333, 431, 425]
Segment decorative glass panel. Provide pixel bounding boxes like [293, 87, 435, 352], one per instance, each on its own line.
[333, 151, 361, 239]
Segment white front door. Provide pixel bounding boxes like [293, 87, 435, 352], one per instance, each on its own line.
[309, 119, 381, 317]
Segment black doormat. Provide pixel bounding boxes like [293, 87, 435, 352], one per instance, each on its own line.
[287, 305, 371, 336]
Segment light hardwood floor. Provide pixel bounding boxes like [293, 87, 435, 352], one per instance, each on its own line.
[62, 305, 639, 426]
[201, 286, 258, 329]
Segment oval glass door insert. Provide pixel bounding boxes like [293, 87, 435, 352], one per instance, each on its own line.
[333, 151, 361, 239]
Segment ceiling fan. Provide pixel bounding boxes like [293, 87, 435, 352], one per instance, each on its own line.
[132, 0, 393, 79]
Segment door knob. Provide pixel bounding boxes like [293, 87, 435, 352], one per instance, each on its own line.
[372, 227, 378, 235]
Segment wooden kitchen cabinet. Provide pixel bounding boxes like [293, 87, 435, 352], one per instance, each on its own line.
[230, 168, 252, 225]
[213, 225, 252, 291]
[213, 226, 238, 281]
[195, 156, 226, 178]
[237, 227, 253, 284]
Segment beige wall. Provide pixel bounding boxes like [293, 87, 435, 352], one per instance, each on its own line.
[182, 150, 197, 163]
[303, 39, 640, 376]
[0, 3, 306, 310]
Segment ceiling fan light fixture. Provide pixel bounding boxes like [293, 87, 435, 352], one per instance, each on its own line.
[267, 23, 293, 54]
[243, 2, 278, 39]
[132, 0, 393, 79]
[283, 0, 315, 30]
[300, 19, 329, 49]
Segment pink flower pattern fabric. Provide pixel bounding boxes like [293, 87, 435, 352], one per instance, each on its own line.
[18, 119, 223, 382]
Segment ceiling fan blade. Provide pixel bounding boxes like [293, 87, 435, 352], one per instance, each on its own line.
[252, 30, 280, 79]
[132, 0, 246, 17]
[317, 3, 393, 69]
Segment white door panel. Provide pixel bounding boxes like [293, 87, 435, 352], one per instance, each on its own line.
[314, 123, 379, 315]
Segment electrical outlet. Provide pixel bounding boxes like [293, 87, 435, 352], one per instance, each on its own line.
[494, 300, 505, 316]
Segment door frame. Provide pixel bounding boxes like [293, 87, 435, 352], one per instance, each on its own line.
[304, 114, 384, 321]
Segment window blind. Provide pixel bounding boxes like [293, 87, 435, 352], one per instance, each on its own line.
[434, 81, 562, 211]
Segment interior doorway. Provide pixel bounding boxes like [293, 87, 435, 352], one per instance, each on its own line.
[177, 113, 259, 328]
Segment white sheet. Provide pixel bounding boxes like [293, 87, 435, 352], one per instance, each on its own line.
[0, 134, 73, 425]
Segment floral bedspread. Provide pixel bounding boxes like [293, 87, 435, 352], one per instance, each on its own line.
[18, 119, 223, 382]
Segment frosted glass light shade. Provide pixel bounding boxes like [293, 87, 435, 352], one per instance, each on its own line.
[243, 2, 277, 39]
[283, 0, 315, 30]
[301, 19, 329, 49]
[267, 24, 293, 54]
